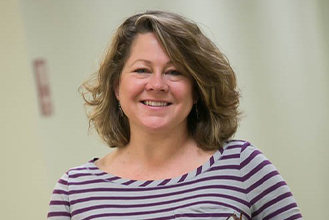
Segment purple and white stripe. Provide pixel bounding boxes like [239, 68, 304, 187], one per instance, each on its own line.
[48, 140, 302, 220]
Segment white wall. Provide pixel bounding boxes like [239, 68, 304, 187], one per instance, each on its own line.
[2, 0, 327, 219]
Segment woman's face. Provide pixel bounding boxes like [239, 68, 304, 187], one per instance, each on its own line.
[116, 33, 195, 135]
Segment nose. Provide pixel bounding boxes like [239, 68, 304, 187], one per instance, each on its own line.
[145, 72, 169, 92]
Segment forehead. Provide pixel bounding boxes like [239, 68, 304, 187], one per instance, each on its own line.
[132, 32, 161, 47]
[127, 33, 168, 61]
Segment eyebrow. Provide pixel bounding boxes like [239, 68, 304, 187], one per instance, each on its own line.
[129, 59, 173, 68]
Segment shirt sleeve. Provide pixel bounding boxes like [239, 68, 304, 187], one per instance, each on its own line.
[47, 172, 71, 219]
[239, 143, 303, 220]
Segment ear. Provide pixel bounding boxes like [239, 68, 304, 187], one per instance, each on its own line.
[114, 78, 120, 100]
[114, 85, 119, 100]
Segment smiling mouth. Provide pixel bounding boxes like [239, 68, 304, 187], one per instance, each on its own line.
[142, 101, 171, 107]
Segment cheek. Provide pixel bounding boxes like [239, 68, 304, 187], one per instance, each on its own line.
[118, 79, 144, 100]
[177, 83, 194, 102]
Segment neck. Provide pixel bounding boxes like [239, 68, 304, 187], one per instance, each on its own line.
[122, 125, 194, 166]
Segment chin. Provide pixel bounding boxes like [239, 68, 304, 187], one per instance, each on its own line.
[138, 119, 172, 131]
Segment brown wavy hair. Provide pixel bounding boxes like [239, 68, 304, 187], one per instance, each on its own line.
[81, 10, 240, 150]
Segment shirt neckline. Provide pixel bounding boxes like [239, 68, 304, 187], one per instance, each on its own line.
[86, 147, 224, 188]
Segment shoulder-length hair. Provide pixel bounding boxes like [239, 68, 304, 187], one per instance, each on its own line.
[81, 10, 240, 150]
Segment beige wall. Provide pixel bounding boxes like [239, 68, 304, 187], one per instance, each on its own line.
[1, 0, 327, 219]
[0, 0, 49, 219]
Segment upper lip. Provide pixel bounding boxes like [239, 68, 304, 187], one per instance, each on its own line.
[141, 99, 171, 102]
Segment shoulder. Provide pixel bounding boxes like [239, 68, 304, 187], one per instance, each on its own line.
[58, 158, 100, 184]
[222, 139, 260, 156]
[222, 140, 271, 169]
[222, 139, 251, 150]
[66, 158, 97, 173]
[224, 140, 284, 195]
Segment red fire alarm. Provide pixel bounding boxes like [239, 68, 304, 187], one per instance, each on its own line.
[33, 58, 53, 117]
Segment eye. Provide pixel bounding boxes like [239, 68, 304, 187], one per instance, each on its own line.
[166, 70, 181, 76]
[134, 68, 149, 74]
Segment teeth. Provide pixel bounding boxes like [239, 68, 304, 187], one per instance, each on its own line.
[144, 101, 169, 107]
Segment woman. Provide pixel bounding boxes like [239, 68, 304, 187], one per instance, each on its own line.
[48, 11, 302, 219]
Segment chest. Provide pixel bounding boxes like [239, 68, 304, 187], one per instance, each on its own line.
[68, 179, 250, 220]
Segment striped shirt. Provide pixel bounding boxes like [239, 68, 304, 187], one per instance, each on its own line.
[47, 140, 302, 219]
